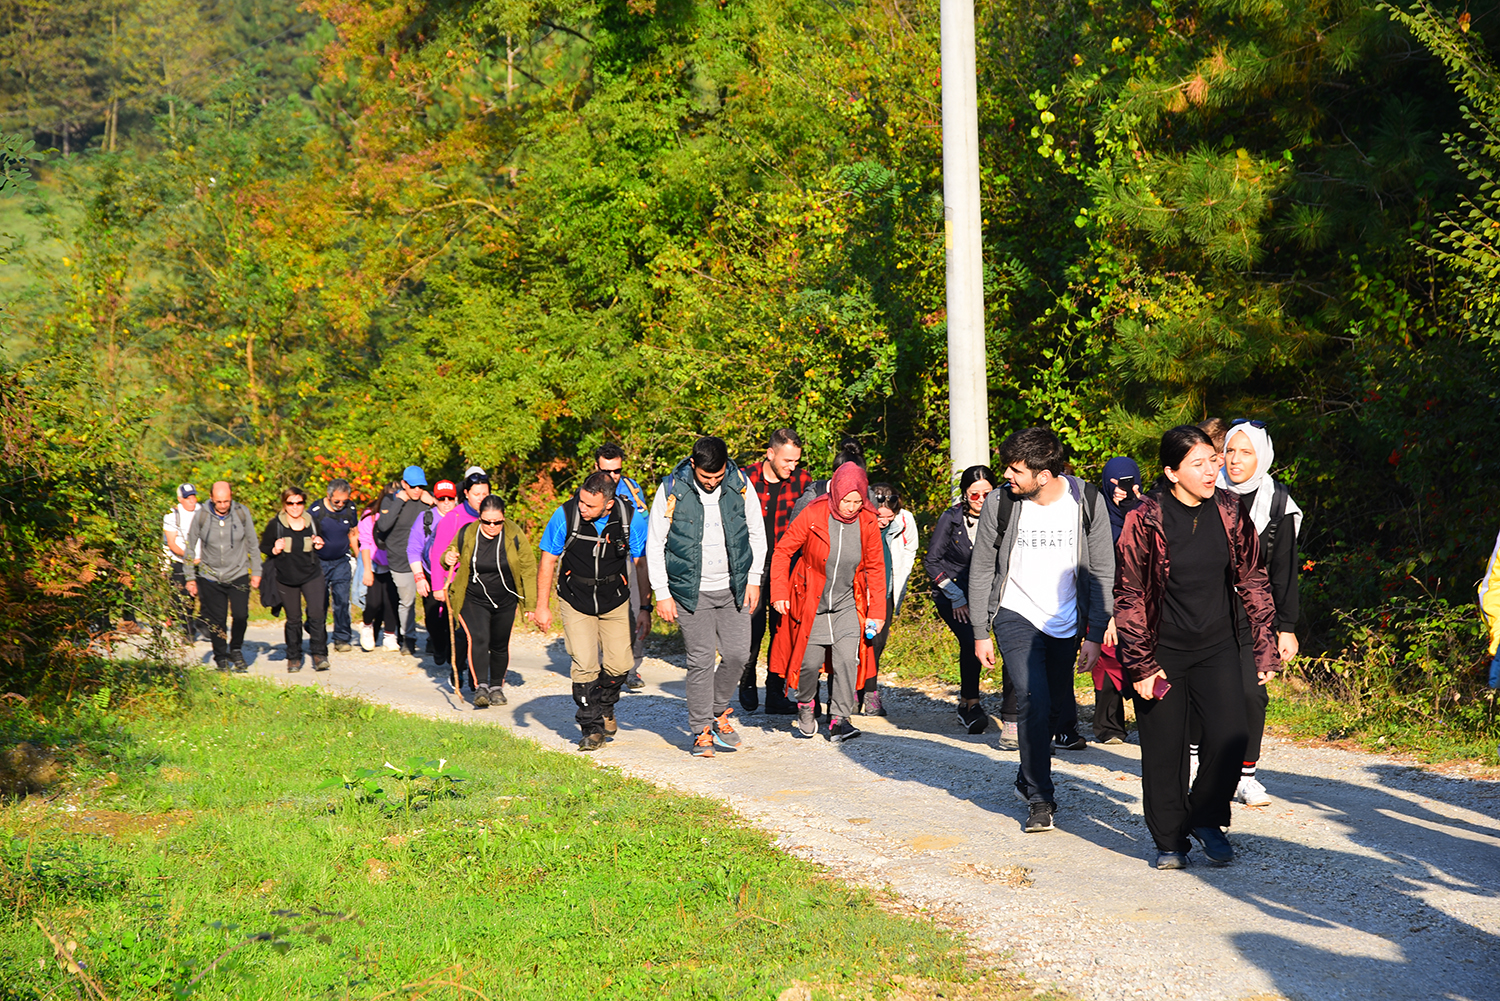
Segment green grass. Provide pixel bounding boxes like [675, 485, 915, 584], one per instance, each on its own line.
[1264, 679, 1500, 769]
[0, 675, 1041, 1000]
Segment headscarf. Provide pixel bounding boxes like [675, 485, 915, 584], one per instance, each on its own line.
[828, 462, 876, 524]
[1217, 423, 1304, 537]
[1101, 456, 1142, 543]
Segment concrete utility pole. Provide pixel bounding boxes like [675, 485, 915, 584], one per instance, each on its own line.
[941, 0, 991, 475]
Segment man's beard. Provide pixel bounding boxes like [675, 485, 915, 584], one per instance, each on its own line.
[1010, 480, 1042, 502]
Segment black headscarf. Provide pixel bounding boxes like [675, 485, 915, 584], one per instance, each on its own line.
[1101, 456, 1142, 543]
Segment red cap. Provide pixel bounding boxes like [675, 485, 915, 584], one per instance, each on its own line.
[433, 480, 457, 499]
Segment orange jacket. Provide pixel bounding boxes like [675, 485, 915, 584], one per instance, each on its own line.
[768, 498, 887, 691]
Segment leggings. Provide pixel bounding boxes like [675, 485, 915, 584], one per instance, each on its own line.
[458, 597, 517, 689]
[362, 569, 399, 637]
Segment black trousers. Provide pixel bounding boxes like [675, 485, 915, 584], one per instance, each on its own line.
[423, 594, 451, 664]
[363, 569, 399, 636]
[458, 596, 516, 689]
[936, 596, 1017, 719]
[169, 563, 201, 641]
[1093, 673, 1130, 742]
[1133, 640, 1248, 853]
[198, 575, 250, 660]
[279, 575, 328, 660]
[1239, 642, 1270, 762]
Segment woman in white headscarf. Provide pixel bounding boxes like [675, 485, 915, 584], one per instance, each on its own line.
[1217, 419, 1303, 807]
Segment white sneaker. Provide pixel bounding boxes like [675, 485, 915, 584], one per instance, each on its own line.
[1235, 776, 1271, 806]
[381, 634, 399, 652]
[359, 624, 375, 652]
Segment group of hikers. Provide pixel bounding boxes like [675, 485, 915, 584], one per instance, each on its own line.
[162, 419, 1304, 869]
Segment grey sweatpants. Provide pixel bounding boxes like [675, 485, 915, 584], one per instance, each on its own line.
[798, 637, 859, 718]
[679, 588, 751, 732]
[390, 569, 418, 640]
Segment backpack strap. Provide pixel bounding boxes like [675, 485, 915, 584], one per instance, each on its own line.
[1261, 481, 1290, 565]
[1081, 481, 1098, 537]
[990, 486, 1016, 549]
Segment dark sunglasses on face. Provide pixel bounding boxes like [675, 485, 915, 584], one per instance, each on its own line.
[1229, 418, 1268, 429]
[480, 518, 505, 527]
[286, 500, 305, 507]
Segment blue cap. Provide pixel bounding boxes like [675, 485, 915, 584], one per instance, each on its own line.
[402, 465, 428, 487]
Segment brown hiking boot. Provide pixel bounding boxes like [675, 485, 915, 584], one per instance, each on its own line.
[603, 714, 618, 737]
[577, 732, 606, 753]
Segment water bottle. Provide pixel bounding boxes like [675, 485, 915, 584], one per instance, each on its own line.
[864, 619, 878, 640]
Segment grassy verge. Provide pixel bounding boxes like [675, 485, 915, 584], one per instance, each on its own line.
[0, 674, 1050, 1000]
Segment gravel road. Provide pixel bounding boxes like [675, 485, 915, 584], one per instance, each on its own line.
[208, 623, 1500, 1001]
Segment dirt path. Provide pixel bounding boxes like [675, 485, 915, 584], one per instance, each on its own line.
[207, 624, 1500, 1001]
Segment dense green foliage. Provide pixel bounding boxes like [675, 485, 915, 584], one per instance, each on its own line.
[2, 0, 1500, 710]
[0, 676, 998, 999]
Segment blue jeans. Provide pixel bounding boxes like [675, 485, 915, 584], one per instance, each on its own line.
[321, 556, 353, 645]
[993, 608, 1081, 805]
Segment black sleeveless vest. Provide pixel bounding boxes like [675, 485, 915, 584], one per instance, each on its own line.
[557, 496, 632, 615]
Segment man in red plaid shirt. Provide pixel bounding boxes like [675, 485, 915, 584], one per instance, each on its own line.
[740, 428, 811, 714]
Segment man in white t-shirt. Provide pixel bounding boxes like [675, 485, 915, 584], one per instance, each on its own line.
[162, 483, 202, 642]
[967, 428, 1115, 835]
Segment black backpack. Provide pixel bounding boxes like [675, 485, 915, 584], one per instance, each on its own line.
[1259, 481, 1291, 566]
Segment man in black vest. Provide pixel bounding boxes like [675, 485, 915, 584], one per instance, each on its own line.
[534, 470, 649, 751]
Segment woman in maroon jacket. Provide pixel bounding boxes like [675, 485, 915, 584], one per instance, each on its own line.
[1114, 425, 1279, 870]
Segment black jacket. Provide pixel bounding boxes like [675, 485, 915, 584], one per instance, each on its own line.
[923, 504, 976, 602]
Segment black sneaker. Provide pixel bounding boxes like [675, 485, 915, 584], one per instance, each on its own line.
[1024, 801, 1056, 833]
[827, 717, 862, 743]
[1053, 731, 1087, 751]
[230, 651, 249, 673]
[957, 703, 989, 734]
[1155, 851, 1189, 870]
[472, 686, 491, 709]
[578, 732, 607, 753]
[1192, 826, 1233, 865]
[312, 657, 330, 672]
[213, 657, 231, 673]
[489, 686, 507, 706]
[739, 683, 759, 713]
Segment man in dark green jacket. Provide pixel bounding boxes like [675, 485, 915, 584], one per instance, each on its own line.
[646, 437, 767, 758]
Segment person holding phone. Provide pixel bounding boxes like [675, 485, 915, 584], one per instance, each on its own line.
[1113, 426, 1280, 870]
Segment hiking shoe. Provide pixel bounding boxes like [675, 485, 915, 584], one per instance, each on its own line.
[1025, 801, 1056, 833]
[1192, 826, 1233, 865]
[578, 732, 607, 753]
[404, 638, 422, 657]
[861, 686, 886, 717]
[692, 727, 715, 757]
[381, 634, 399, 652]
[312, 656, 330, 672]
[359, 625, 375, 651]
[213, 657, 231, 672]
[1099, 735, 1126, 745]
[288, 657, 304, 674]
[1235, 776, 1271, 806]
[739, 683, 759, 713]
[1053, 731, 1087, 751]
[627, 670, 645, 691]
[489, 686, 507, 706]
[828, 716, 862, 743]
[957, 702, 988, 734]
[603, 714, 618, 737]
[334, 642, 353, 653]
[472, 686, 491, 709]
[1155, 851, 1189, 870]
[231, 652, 249, 673]
[997, 720, 1019, 751]
[713, 708, 742, 748]
[794, 701, 818, 738]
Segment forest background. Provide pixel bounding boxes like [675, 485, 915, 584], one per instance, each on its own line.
[2, 0, 1500, 740]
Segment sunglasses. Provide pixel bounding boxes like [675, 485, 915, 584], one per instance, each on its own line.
[966, 490, 991, 501]
[285, 500, 305, 507]
[1229, 418, 1268, 429]
[480, 518, 505, 527]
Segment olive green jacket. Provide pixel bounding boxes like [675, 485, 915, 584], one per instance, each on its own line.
[443, 522, 537, 612]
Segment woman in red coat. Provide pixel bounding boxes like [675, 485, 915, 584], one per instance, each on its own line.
[769, 463, 887, 743]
